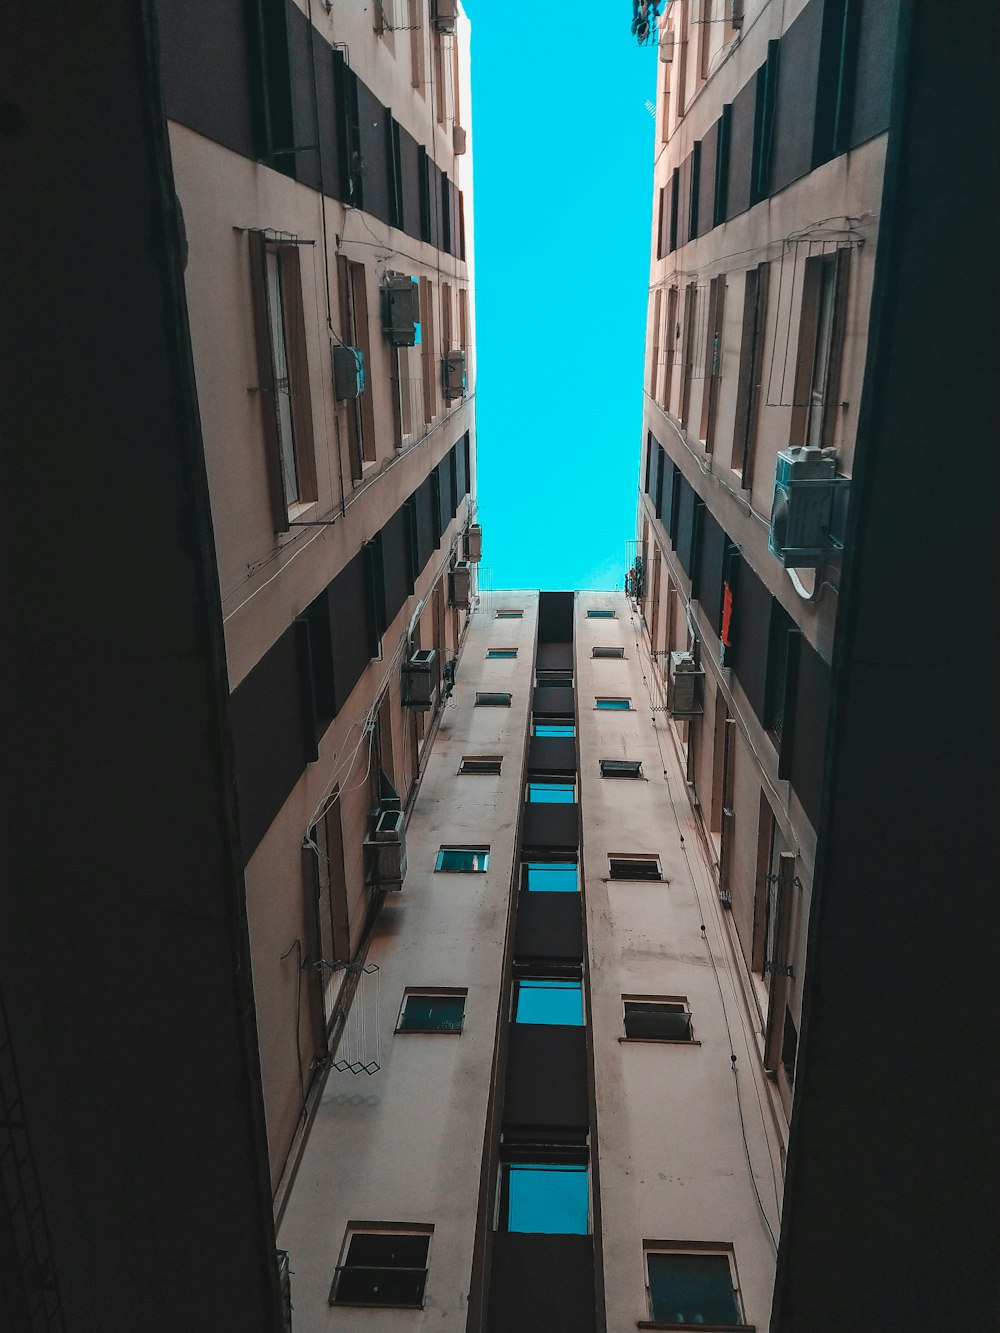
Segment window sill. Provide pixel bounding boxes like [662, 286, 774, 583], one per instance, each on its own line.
[638, 1324, 755, 1331]
[619, 1037, 701, 1046]
[286, 500, 319, 523]
[395, 1027, 463, 1035]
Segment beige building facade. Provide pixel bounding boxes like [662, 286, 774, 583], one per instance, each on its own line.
[635, 0, 900, 1141]
[156, 0, 479, 1192]
[278, 590, 782, 1329]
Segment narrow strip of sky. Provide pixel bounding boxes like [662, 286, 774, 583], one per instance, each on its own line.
[465, 1, 656, 591]
[469, 0, 661, 594]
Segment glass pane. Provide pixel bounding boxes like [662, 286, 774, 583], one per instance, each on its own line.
[436, 848, 489, 872]
[514, 979, 583, 1025]
[595, 698, 630, 710]
[587, 610, 615, 618]
[265, 250, 299, 505]
[506, 1163, 588, 1234]
[524, 862, 578, 893]
[399, 994, 465, 1031]
[526, 783, 575, 804]
[487, 649, 517, 659]
[534, 723, 575, 737]
[647, 1253, 739, 1325]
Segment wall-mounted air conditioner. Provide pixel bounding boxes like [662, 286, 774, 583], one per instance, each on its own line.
[465, 524, 482, 562]
[452, 124, 467, 155]
[381, 274, 421, 347]
[442, 349, 467, 401]
[449, 560, 471, 608]
[364, 808, 407, 890]
[402, 648, 438, 711]
[667, 650, 704, 718]
[433, 0, 459, 33]
[768, 446, 849, 569]
[332, 344, 365, 400]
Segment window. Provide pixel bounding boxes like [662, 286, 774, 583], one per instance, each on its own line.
[624, 999, 693, 1042]
[475, 692, 511, 707]
[535, 670, 573, 687]
[790, 250, 851, 450]
[781, 1006, 798, 1088]
[459, 756, 502, 776]
[595, 697, 631, 711]
[644, 1248, 743, 1327]
[526, 779, 575, 804]
[592, 646, 625, 659]
[513, 978, 584, 1026]
[732, 263, 770, 488]
[499, 1160, 589, 1235]
[487, 648, 517, 659]
[397, 990, 466, 1033]
[609, 855, 662, 881]
[533, 718, 575, 737]
[496, 609, 523, 620]
[330, 1227, 431, 1308]
[248, 233, 317, 529]
[522, 860, 579, 893]
[600, 760, 643, 779]
[435, 847, 489, 872]
[586, 609, 616, 619]
[764, 602, 800, 773]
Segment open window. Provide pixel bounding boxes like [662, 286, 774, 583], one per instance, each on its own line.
[642, 1245, 746, 1328]
[623, 998, 694, 1042]
[330, 1227, 432, 1308]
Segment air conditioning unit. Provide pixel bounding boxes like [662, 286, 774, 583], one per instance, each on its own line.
[332, 344, 365, 400]
[433, 0, 459, 33]
[667, 650, 704, 718]
[402, 648, 438, 711]
[381, 274, 421, 347]
[442, 349, 467, 400]
[452, 123, 467, 155]
[465, 523, 482, 562]
[768, 446, 849, 569]
[449, 560, 471, 608]
[364, 808, 407, 889]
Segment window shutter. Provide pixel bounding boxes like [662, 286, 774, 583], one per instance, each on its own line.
[248, 230, 290, 532]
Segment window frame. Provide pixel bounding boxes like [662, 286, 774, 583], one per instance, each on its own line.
[533, 718, 576, 737]
[525, 776, 577, 804]
[586, 609, 617, 619]
[248, 231, 318, 531]
[640, 1243, 749, 1330]
[474, 691, 512, 707]
[329, 1225, 433, 1309]
[592, 645, 625, 659]
[459, 756, 503, 776]
[512, 976, 585, 1027]
[497, 1157, 590, 1236]
[595, 697, 633, 711]
[396, 988, 467, 1034]
[521, 858, 580, 893]
[608, 854, 663, 882]
[622, 996, 696, 1044]
[486, 648, 518, 660]
[495, 609, 523, 620]
[600, 759, 643, 779]
[435, 846, 490, 873]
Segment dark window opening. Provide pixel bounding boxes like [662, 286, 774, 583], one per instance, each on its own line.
[646, 1251, 740, 1326]
[397, 992, 466, 1033]
[609, 857, 661, 881]
[330, 1230, 430, 1308]
[624, 1000, 693, 1041]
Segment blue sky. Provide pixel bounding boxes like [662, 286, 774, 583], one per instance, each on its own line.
[465, 1, 656, 591]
